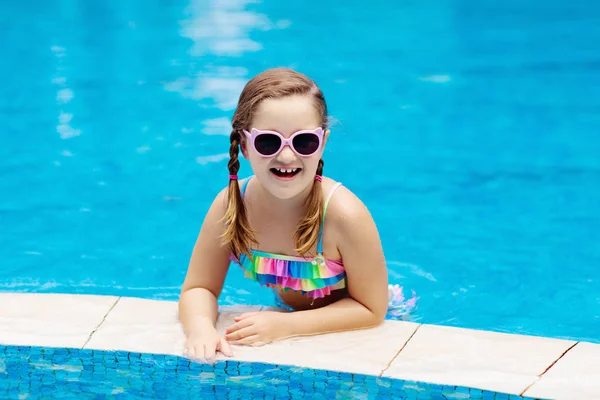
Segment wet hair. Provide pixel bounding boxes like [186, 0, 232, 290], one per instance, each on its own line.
[223, 68, 328, 261]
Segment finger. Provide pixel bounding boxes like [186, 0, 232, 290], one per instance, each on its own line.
[184, 345, 194, 359]
[192, 344, 205, 361]
[226, 318, 253, 334]
[225, 325, 257, 342]
[204, 343, 216, 361]
[229, 335, 261, 346]
[234, 312, 259, 321]
[218, 337, 234, 357]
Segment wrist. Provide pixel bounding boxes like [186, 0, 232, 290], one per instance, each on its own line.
[282, 311, 299, 337]
[185, 316, 216, 337]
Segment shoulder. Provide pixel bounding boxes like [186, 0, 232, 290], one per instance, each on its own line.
[322, 178, 383, 262]
[213, 178, 249, 204]
[207, 178, 249, 220]
[322, 178, 375, 234]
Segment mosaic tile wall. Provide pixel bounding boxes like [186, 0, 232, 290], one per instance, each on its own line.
[0, 346, 537, 399]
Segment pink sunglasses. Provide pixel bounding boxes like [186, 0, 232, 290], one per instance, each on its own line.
[243, 128, 324, 157]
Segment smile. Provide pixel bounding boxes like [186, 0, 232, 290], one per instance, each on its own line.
[270, 167, 302, 180]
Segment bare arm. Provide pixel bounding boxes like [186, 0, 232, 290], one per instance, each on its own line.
[178, 188, 231, 338]
[286, 188, 389, 336]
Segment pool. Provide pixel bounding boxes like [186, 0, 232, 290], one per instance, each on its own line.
[0, 345, 534, 399]
[1, 0, 598, 346]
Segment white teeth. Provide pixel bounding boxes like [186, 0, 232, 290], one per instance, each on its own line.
[276, 168, 297, 173]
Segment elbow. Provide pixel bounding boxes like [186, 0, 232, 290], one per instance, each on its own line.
[371, 309, 386, 326]
[358, 311, 384, 331]
[363, 304, 386, 328]
[353, 297, 387, 328]
[371, 299, 388, 326]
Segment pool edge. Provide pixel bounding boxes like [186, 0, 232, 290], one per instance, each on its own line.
[1, 292, 598, 399]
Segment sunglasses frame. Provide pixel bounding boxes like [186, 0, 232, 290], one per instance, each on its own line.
[243, 127, 324, 158]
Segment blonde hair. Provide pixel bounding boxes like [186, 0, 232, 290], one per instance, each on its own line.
[223, 68, 328, 261]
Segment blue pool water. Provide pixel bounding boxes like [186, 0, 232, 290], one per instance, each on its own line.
[0, 345, 533, 399]
[1, 0, 599, 343]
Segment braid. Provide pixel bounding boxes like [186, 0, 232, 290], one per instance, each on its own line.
[227, 130, 241, 176]
[294, 158, 325, 256]
[316, 158, 324, 177]
[222, 129, 256, 261]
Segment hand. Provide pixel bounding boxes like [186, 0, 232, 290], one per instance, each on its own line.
[183, 327, 233, 362]
[225, 311, 293, 346]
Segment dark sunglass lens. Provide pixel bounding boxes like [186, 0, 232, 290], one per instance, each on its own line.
[254, 134, 281, 156]
[293, 134, 320, 155]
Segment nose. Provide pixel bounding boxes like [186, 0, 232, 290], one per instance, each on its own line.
[276, 145, 296, 164]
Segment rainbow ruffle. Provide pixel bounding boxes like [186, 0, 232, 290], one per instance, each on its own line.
[233, 250, 347, 299]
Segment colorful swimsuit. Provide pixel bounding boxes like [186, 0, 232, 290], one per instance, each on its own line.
[233, 177, 347, 300]
[230, 176, 418, 318]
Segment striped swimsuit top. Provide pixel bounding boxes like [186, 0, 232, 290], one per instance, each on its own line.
[230, 177, 347, 299]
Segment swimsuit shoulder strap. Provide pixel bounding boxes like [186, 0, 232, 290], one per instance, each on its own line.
[240, 176, 252, 198]
[317, 182, 343, 254]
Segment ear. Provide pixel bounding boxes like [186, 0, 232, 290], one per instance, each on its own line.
[323, 129, 330, 146]
[240, 136, 249, 159]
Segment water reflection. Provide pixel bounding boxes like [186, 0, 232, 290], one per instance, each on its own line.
[201, 117, 232, 135]
[166, 0, 289, 113]
[195, 153, 229, 165]
[179, 0, 272, 57]
[163, 67, 249, 111]
[51, 45, 81, 140]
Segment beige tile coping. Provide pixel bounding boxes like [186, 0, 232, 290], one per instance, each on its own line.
[0, 292, 117, 349]
[0, 292, 598, 399]
[381, 324, 578, 397]
[523, 341, 600, 400]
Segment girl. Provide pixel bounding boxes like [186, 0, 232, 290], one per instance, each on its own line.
[179, 68, 416, 361]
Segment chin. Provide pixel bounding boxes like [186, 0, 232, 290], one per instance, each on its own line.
[261, 171, 310, 200]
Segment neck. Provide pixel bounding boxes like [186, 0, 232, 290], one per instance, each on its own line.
[255, 181, 313, 217]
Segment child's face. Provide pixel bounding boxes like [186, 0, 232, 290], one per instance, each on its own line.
[242, 94, 328, 200]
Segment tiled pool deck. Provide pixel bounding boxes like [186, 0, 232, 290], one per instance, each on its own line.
[0, 293, 598, 399]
